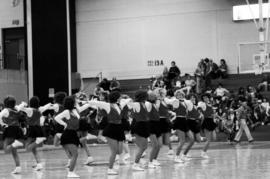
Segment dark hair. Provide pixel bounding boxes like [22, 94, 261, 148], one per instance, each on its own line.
[135, 90, 148, 102]
[63, 96, 75, 110]
[4, 96, 16, 109]
[108, 91, 121, 103]
[54, 92, 67, 104]
[218, 83, 223, 87]
[100, 91, 109, 102]
[238, 96, 246, 103]
[171, 61, 175, 64]
[29, 96, 40, 109]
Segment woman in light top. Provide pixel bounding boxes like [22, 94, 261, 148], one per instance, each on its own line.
[87, 91, 125, 175]
[172, 90, 195, 163]
[54, 96, 93, 178]
[17, 96, 52, 171]
[0, 96, 25, 174]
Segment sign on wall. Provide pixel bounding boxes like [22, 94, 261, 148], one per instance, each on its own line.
[147, 60, 164, 67]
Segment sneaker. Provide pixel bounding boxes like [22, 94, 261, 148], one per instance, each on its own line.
[67, 171, 80, 178]
[107, 168, 118, 175]
[185, 153, 192, 158]
[86, 134, 97, 140]
[132, 163, 144, 171]
[11, 167, 21, 174]
[180, 154, 191, 161]
[139, 159, 147, 168]
[167, 150, 174, 156]
[152, 159, 161, 166]
[249, 140, 254, 144]
[11, 140, 23, 148]
[201, 151, 209, 159]
[123, 153, 131, 160]
[35, 137, 46, 144]
[113, 164, 120, 170]
[148, 162, 156, 169]
[65, 159, 71, 168]
[174, 156, 184, 163]
[84, 156, 94, 165]
[34, 163, 43, 171]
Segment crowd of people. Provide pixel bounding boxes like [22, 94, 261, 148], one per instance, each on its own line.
[1, 61, 270, 177]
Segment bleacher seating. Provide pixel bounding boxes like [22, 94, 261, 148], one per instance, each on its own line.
[119, 73, 270, 98]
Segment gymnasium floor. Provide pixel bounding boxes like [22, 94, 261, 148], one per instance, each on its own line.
[0, 142, 270, 179]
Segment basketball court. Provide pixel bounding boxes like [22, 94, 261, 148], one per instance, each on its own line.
[0, 142, 269, 179]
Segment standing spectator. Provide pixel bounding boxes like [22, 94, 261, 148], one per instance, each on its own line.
[234, 97, 254, 143]
[210, 59, 219, 79]
[204, 58, 212, 89]
[217, 59, 228, 79]
[168, 61, 180, 80]
[194, 59, 205, 94]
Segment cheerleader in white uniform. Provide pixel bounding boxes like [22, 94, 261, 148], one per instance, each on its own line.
[147, 91, 163, 168]
[0, 96, 24, 174]
[172, 90, 195, 163]
[88, 91, 125, 175]
[128, 90, 151, 171]
[17, 96, 52, 171]
[198, 94, 217, 158]
[154, 88, 175, 155]
[184, 94, 204, 158]
[54, 96, 93, 178]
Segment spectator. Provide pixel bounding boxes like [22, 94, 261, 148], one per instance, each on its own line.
[217, 59, 228, 79]
[194, 60, 205, 94]
[223, 108, 237, 143]
[258, 74, 270, 92]
[204, 58, 212, 89]
[214, 83, 229, 97]
[183, 74, 196, 95]
[110, 77, 121, 92]
[99, 78, 111, 91]
[210, 59, 219, 79]
[168, 61, 180, 81]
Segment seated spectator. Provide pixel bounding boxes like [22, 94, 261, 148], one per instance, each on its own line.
[182, 74, 196, 95]
[258, 74, 270, 92]
[99, 78, 111, 91]
[214, 83, 229, 98]
[223, 108, 237, 143]
[110, 77, 121, 92]
[252, 99, 267, 130]
[217, 59, 228, 79]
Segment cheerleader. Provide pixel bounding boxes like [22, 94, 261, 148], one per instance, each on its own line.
[129, 90, 151, 171]
[185, 94, 203, 157]
[0, 96, 24, 174]
[198, 93, 217, 158]
[118, 97, 132, 162]
[76, 94, 96, 165]
[88, 91, 125, 175]
[17, 96, 51, 171]
[172, 90, 194, 163]
[147, 91, 163, 168]
[154, 88, 174, 155]
[52, 92, 67, 146]
[54, 96, 92, 178]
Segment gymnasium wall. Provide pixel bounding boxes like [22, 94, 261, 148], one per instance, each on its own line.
[0, 1, 27, 102]
[76, 0, 259, 80]
[0, 0, 24, 60]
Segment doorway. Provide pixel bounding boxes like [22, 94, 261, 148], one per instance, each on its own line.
[2, 27, 25, 70]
